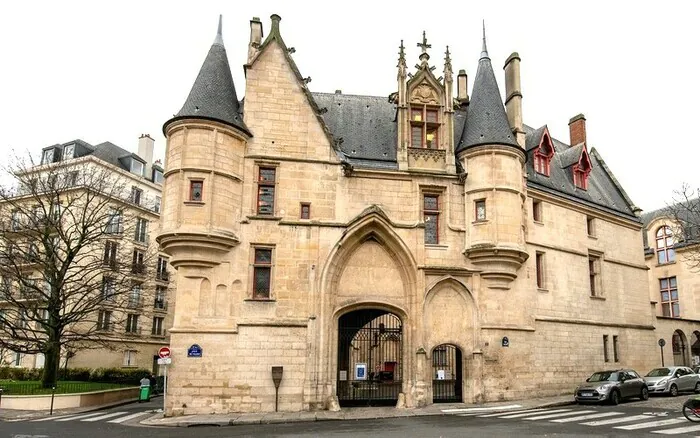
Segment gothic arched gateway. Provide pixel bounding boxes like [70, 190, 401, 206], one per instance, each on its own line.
[336, 309, 403, 406]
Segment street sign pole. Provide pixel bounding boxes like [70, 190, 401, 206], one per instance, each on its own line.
[163, 362, 167, 414]
[157, 346, 171, 414]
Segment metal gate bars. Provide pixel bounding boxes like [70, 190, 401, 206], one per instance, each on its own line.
[337, 309, 403, 407]
[432, 344, 463, 403]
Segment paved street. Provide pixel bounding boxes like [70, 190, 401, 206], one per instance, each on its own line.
[5, 397, 700, 437]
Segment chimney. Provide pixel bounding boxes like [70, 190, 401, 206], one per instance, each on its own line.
[247, 17, 263, 63]
[138, 134, 154, 178]
[504, 52, 524, 148]
[457, 69, 468, 103]
[568, 114, 586, 147]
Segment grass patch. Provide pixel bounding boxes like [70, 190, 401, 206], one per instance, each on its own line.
[0, 380, 135, 395]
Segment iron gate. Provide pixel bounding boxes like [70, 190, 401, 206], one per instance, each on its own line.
[337, 310, 403, 407]
[432, 344, 463, 403]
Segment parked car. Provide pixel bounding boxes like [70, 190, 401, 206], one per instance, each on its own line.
[644, 366, 700, 396]
[575, 369, 648, 405]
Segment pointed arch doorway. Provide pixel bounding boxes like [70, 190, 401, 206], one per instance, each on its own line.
[336, 309, 403, 407]
[432, 344, 463, 403]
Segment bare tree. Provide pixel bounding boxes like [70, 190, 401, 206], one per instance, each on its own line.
[0, 154, 158, 387]
[661, 183, 700, 272]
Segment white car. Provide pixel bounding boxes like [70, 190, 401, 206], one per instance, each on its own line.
[644, 366, 700, 396]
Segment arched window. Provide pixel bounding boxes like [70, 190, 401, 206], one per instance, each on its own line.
[656, 226, 675, 264]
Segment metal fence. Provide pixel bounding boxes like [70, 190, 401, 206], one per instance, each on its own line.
[0, 381, 131, 395]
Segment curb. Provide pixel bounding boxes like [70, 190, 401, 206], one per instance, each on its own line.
[138, 398, 577, 428]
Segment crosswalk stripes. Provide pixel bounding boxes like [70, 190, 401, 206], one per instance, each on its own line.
[581, 414, 655, 426]
[614, 418, 687, 430]
[81, 411, 128, 422]
[107, 411, 150, 424]
[455, 406, 700, 435]
[27, 410, 152, 425]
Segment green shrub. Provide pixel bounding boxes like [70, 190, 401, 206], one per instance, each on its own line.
[0, 366, 150, 384]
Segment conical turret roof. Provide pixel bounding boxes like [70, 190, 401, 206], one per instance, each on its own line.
[456, 28, 518, 153]
[164, 16, 250, 135]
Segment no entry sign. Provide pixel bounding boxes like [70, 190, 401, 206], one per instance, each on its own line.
[158, 346, 171, 359]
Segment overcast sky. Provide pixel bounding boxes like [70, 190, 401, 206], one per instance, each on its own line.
[1, 1, 697, 212]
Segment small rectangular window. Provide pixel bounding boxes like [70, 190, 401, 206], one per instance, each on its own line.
[660, 276, 679, 317]
[132, 249, 145, 275]
[97, 310, 112, 331]
[253, 247, 273, 299]
[257, 168, 276, 215]
[424, 194, 440, 244]
[123, 350, 137, 367]
[103, 241, 118, 267]
[535, 252, 545, 289]
[587, 216, 595, 236]
[153, 169, 164, 184]
[156, 257, 169, 281]
[102, 277, 115, 301]
[475, 199, 486, 221]
[613, 335, 619, 362]
[533, 200, 542, 223]
[154, 196, 161, 213]
[130, 160, 144, 177]
[152, 317, 164, 336]
[189, 180, 203, 202]
[126, 314, 139, 334]
[130, 187, 143, 205]
[603, 335, 610, 362]
[134, 218, 148, 243]
[300, 203, 311, 219]
[589, 254, 602, 297]
[155, 286, 167, 309]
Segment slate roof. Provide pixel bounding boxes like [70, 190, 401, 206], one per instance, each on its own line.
[164, 16, 250, 135]
[312, 92, 397, 169]
[558, 144, 585, 168]
[456, 43, 518, 152]
[525, 126, 546, 152]
[523, 124, 638, 221]
[640, 199, 700, 252]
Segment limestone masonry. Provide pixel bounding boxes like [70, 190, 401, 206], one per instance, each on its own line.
[157, 14, 669, 415]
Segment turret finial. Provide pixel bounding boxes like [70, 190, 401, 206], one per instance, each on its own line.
[481, 20, 489, 59]
[444, 45, 453, 78]
[214, 15, 224, 46]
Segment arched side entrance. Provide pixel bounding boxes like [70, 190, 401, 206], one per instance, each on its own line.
[691, 331, 700, 367]
[337, 309, 403, 407]
[673, 330, 689, 366]
[432, 344, 463, 403]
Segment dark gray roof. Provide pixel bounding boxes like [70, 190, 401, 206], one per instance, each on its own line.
[313, 92, 397, 167]
[525, 125, 546, 151]
[164, 17, 250, 135]
[558, 144, 584, 168]
[524, 125, 638, 220]
[456, 47, 518, 152]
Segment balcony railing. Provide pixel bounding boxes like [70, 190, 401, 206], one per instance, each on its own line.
[131, 263, 146, 276]
[156, 271, 169, 282]
[96, 323, 114, 332]
[125, 327, 142, 336]
[151, 329, 166, 337]
[127, 297, 144, 309]
[153, 300, 168, 311]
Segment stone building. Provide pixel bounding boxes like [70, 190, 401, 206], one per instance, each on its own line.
[158, 15, 657, 415]
[0, 136, 174, 372]
[643, 204, 700, 369]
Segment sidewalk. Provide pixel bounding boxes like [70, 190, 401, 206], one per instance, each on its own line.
[0, 394, 162, 422]
[139, 395, 575, 428]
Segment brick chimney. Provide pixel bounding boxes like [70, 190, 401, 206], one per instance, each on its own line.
[504, 53, 524, 148]
[247, 17, 263, 63]
[457, 69, 468, 103]
[138, 134, 154, 178]
[568, 114, 586, 147]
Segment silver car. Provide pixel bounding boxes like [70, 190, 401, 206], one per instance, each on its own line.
[644, 366, 700, 396]
[575, 369, 648, 405]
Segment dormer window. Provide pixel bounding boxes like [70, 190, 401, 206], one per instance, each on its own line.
[533, 133, 554, 177]
[63, 144, 75, 160]
[573, 150, 592, 190]
[153, 169, 164, 184]
[130, 159, 144, 177]
[410, 105, 440, 149]
[42, 149, 55, 165]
